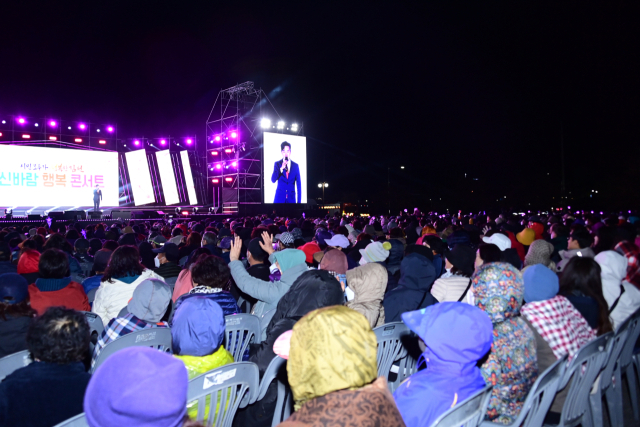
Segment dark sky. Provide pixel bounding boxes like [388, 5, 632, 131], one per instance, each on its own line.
[1, 2, 638, 211]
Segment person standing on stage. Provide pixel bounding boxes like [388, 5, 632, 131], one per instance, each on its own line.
[93, 184, 102, 212]
[271, 141, 301, 203]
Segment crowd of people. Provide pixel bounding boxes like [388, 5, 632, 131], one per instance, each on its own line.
[0, 208, 639, 427]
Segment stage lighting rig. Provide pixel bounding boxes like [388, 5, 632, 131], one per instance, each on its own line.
[261, 118, 271, 129]
[277, 121, 285, 130]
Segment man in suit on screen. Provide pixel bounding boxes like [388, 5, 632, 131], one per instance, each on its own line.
[271, 141, 301, 203]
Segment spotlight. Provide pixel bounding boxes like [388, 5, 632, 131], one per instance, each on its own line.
[79, 123, 86, 130]
[261, 118, 271, 129]
[212, 178, 220, 183]
[225, 177, 233, 182]
[214, 135, 221, 142]
[232, 161, 237, 167]
[68, 126, 72, 130]
[99, 140, 106, 144]
[34, 123, 39, 127]
[97, 129, 101, 132]
[49, 120, 57, 127]
[74, 138, 82, 143]
[277, 121, 285, 130]
[22, 134, 31, 139]
[1, 120, 5, 124]
[211, 151, 219, 156]
[106, 126, 114, 133]
[186, 138, 193, 144]
[160, 139, 166, 145]
[17, 117, 26, 124]
[175, 207, 181, 214]
[134, 140, 140, 146]
[230, 131, 238, 139]
[291, 123, 298, 132]
[49, 136, 57, 141]
[224, 148, 233, 154]
[215, 164, 222, 169]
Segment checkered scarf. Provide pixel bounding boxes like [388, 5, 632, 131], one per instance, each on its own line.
[615, 241, 640, 289]
[521, 295, 596, 360]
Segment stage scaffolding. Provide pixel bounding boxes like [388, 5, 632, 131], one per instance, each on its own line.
[203, 82, 281, 214]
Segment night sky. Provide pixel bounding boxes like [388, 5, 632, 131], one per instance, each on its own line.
[1, 2, 638, 212]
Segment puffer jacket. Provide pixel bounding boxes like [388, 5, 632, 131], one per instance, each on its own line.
[383, 253, 436, 322]
[173, 287, 239, 318]
[346, 263, 387, 328]
[229, 251, 308, 318]
[235, 270, 344, 427]
[92, 269, 163, 325]
[596, 250, 640, 329]
[472, 263, 538, 424]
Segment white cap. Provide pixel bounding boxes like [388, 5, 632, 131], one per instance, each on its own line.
[482, 233, 511, 251]
[324, 234, 349, 248]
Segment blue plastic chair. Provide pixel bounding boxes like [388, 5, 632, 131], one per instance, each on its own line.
[481, 355, 567, 427]
[430, 385, 493, 427]
[187, 362, 259, 427]
[0, 350, 32, 381]
[224, 314, 260, 362]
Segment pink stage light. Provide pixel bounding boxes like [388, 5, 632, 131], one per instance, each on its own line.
[134, 140, 140, 146]
[224, 148, 233, 153]
[232, 161, 237, 167]
[214, 135, 221, 142]
[186, 138, 193, 144]
[99, 140, 106, 144]
[79, 123, 86, 130]
[74, 138, 82, 143]
[225, 177, 233, 182]
[106, 126, 114, 133]
[211, 151, 218, 156]
[17, 117, 26, 124]
[215, 164, 222, 169]
[160, 139, 166, 145]
[22, 134, 31, 139]
[49, 136, 57, 141]
[230, 131, 238, 139]
[49, 120, 57, 127]
[212, 178, 219, 183]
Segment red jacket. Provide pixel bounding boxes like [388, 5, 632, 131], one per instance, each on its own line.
[28, 281, 91, 315]
[17, 250, 40, 274]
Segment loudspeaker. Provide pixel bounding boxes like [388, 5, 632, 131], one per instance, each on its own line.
[64, 210, 86, 220]
[48, 212, 64, 220]
[89, 212, 102, 219]
[28, 214, 42, 220]
[131, 210, 158, 219]
[112, 210, 131, 220]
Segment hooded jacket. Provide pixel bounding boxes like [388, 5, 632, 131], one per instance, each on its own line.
[383, 253, 436, 322]
[236, 270, 344, 427]
[385, 239, 404, 276]
[596, 250, 640, 329]
[229, 249, 308, 318]
[556, 247, 595, 272]
[472, 263, 538, 424]
[346, 263, 387, 328]
[393, 303, 493, 427]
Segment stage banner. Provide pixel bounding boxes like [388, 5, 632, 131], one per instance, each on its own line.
[125, 149, 155, 206]
[155, 150, 179, 205]
[180, 150, 198, 205]
[0, 144, 119, 206]
[263, 132, 307, 204]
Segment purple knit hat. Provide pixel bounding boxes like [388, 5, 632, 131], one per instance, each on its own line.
[84, 347, 188, 427]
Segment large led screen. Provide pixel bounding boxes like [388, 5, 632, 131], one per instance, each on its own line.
[155, 150, 179, 205]
[125, 150, 155, 206]
[180, 150, 198, 205]
[0, 144, 118, 206]
[263, 132, 307, 204]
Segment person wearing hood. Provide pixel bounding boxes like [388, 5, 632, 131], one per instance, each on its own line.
[0, 273, 37, 358]
[318, 248, 348, 291]
[235, 269, 344, 427]
[172, 297, 234, 420]
[345, 263, 387, 328]
[520, 264, 596, 417]
[91, 279, 171, 369]
[383, 251, 436, 322]
[385, 238, 404, 276]
[277, 305, 405, 427]
[556, 227, 595, 272]
[596, 250, 640, 329]
[393, 302, 493, 427]
[17, 249, 40, 284]
[228, 233, 308, 319]
[469, 263, 537, 424]
[430, 244, 475, 303]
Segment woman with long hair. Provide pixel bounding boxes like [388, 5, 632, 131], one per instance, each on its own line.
[92, 245, 162, 325]
[559, 256, 613, 335]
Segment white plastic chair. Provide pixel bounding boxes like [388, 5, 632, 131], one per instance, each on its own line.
[91, 327, 172, 373]
[52, 413, 88, 427]
[187, 362, 259, 427]
[224, 314, 260, 362]
[255, 356, 294, 427]
[617, 308, 640, 422]
[373, 321, 419, 392]
[431, 385, 493, 427]
[0, 350, 32, 381]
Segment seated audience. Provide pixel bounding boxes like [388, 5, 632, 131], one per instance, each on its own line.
[394, 302, 493, 427]
[73, 238, 94, 263]
[92, 245, 163, 325]
[153, 243, 183, 280]
[318, 248, 348, 291]
[556, 227, 594, 272]
[17, 248, 40, 284]
[279, 305, 405, 427]
[81, 249, 112, 295]
[28, 248, 90, 315]
[523, 239, 556, 271]
[470, 262, 538, 424]
[474, 243, 501, 268]
[345, 262, 387, 328]
[0, 273, 36, 358]
[430, 244, 475, 302]
[172, 247, 211, 302]
[92, 279, 171, 369]
[0, 307, 91, 427]
[596, 250, 640, 328]
[0, 241, 17, 275]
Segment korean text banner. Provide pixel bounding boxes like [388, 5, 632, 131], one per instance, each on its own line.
[0, 144, 119, 206]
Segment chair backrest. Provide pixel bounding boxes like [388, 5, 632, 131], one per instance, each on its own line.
[373, 322, 418, 391]
[225, 314, 261, 362]
[618, 309, 640, 372]
[514, 355, 568, 427]
[430, 385, 493, 427]
[86, 287, 98, 304]
[53, 413, 88, 427]
[187, 362, 259, 427]
[260, 308, 277, 338]
[558, 332, 612, 427]
[79, 261, 93, 278]
[163, 276, 179, 290]
[81, 311, 104, 339]
[91, 327, 172, 373]
[237, 296, 251, 314]
[599, 314, 633, 393]
[0, 350, 32, 381]
[256, 356, 294, 427]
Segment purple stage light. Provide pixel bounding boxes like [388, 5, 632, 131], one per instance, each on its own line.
[107, 126, 114, 133]
[79, 123, 86, 130]
[215, 164, 222, 169]
[232, 161, 237, 167]
[230, 131, 238, 139]
[160, 139, 166, 145]
[49, 120, 57, 127]
[134, 140, 140, 146]
[186, 138, 192, 144]
[214, 135, 221, 142]
[17, 117, 26, 124]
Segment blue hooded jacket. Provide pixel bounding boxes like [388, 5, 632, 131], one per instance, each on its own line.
[383, 253, 436, 322]
[394, 302, 493, 427]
